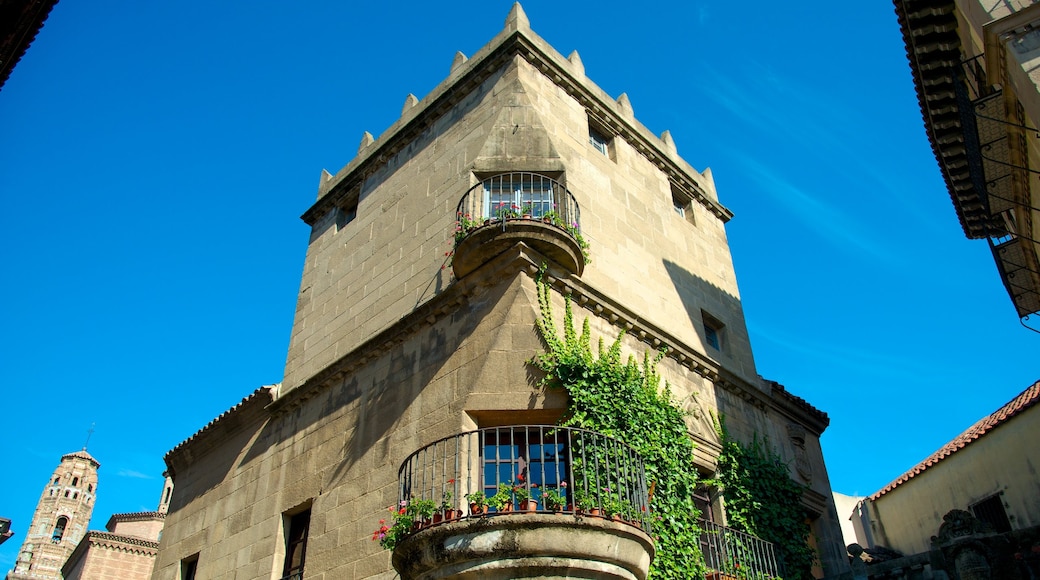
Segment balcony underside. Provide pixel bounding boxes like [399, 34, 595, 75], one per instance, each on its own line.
[452, 219, 585, 278]
[392, 514, 654, 580]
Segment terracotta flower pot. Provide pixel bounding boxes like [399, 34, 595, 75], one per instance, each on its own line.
[470, 503, 484, 516]
[522, 500, 538, 512]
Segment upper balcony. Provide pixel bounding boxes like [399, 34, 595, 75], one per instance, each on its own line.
[385, 425, 654, 580]
[451, 172, 588, 278]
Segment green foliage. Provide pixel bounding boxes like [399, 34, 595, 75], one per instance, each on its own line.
[532, 276, 705, 579]
[712, 419, 816, 580]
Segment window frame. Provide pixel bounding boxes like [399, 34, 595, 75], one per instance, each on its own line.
[280, 506, 312, 580]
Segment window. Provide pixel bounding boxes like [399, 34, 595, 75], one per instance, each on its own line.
[587, 114, 615, 160]
[481, 426, 569, 511]
[589, 126, 611, 155]
[971, 494, 1012, 533]
[51, 517, 68, 543]
[671, 184, 696, 226]
[180, 553, 199, 580]
[72, 477, 78, 487]
[335, 197, 358, 231]
[480, 173, 560, 220]
[702, 311, 724, 351]
[281, 508, 311, 580]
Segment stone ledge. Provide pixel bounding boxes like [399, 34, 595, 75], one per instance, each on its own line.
[392, 514, 654, 580]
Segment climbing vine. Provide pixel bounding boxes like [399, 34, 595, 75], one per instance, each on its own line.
[712, 419, 816, 580]
[531, 276, 706, 579]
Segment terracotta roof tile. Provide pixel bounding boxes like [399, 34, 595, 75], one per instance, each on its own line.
[869, 379, 1040, 500]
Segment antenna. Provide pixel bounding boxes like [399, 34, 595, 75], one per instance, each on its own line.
[83, 422, 95, 451]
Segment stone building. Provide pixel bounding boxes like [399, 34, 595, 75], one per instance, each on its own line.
[6, 450, 98, 580]
[60, 475, 174, 580]
[894, 0, 1040, 324]
[152, 4, 848, 579]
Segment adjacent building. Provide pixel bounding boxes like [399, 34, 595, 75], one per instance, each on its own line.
[152, 5, 849, 579]
[6, 450, 98, 580]
[894, 0, 1040, 324]
[60, 475, 173, 580]
[841, 380, 1040, 578]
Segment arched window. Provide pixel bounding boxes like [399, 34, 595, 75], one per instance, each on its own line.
[87, 484, 93, 492]
[53, 477, 59, 485]
[73, 492, 78, 499]
[72, 477, 79, 487]
[51, 517, 68, 543]
[64, 491, 69, 498]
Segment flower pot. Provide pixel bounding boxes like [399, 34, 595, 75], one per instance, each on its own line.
[469, 503, 485, 516]
[496, 503, 513, 513]
[521, 500, 538, 512]
[522, 214, 532, 219]
[443, 508, 459, 521]
[589, 508, 602, 517]
[432, 513, 443, 524]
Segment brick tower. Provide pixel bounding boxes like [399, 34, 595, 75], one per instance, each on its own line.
[6, 450, 99, 580]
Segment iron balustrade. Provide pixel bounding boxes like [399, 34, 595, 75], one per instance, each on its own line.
[457, 172, 581, 230]
[397, 425, 651, 531]
[700, 518, 782, 579]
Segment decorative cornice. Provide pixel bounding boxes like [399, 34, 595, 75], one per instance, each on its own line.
[302, 16, 729, 229]
[83, 531, 159, 553]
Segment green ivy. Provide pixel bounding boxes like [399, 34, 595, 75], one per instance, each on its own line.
[531, 276, 706, 579]
[712, 419, 816, 580]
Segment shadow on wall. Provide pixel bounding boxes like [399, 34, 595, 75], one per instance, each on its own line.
[661, 258, 746, 359]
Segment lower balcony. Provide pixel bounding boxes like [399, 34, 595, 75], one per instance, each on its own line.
[389, 425, 654, 580]
[700, 518, 782, 580]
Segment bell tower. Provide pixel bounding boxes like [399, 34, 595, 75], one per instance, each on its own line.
[6, 450, 99, 580]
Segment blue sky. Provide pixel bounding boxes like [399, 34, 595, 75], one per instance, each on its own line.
[1, 1, 1037, 568]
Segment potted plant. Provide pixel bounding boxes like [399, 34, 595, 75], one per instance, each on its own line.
[573, 487, 597, 516]
[465, 490, 488, 516]
[541, 485, 567, 512]
[409, 498, 437, 527]
[514, 483, 537, 512]
[488, 482, 514, 512]
[372, 501, 414, 550]
[541, 206, 561, 226]
[439, 480, 458, 521]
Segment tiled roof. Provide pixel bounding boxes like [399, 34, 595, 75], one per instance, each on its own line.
[164, 384, 277, 461]
[870, 380, 1040, 500]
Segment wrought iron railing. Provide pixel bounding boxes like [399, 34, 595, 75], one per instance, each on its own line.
[397, 425, 651, 530]
[457, 172, 581, 229]
[700, 519, 781, 579]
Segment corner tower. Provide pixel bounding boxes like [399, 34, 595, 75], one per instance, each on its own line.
[7, 450, 99, 580]
[154, 4, 848, 579]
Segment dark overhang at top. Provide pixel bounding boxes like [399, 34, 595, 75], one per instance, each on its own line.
[0, 0, 59, 91]
[893, 0, 1006, 239]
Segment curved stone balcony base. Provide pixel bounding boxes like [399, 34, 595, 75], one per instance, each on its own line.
[392, 514, 653, 580]
[452, 219, 585, 279]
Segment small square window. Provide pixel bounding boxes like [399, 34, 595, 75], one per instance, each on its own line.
[336, 188, 359, 232]
[587, 117, 615, 161]
[970, 494, 1011, 533]
[671, 184, 696, 226]
[702, 311, 724, 352]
